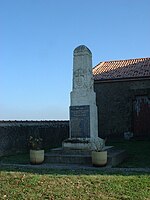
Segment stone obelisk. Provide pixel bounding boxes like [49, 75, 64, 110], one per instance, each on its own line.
[63, 45, 98, 149]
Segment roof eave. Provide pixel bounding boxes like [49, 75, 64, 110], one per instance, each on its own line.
[94, 76, 150, 83]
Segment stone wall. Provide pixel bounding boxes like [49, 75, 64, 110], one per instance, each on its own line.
[0, 121, 69, 156]
[94, 79, 150, 138]
[1, 78, 149, 156]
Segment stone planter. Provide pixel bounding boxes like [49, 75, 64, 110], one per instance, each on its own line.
[91, 151, 107, 167]
[30, 150, 44, 164]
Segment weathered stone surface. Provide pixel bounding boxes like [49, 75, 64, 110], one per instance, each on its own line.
[0, 121, 69, 156]
[62, 45, 103, 150]
[69, 45, 98, 140]
[45, 147, 127, 167]
[94, 79, 150, 138]
[70, 105, 90, 138]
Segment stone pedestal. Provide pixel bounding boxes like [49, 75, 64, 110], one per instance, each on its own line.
[45, 146, 127, 167]
[63, 45, 99, 150]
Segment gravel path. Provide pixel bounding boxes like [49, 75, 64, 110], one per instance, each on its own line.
[1, 163, 150, 173]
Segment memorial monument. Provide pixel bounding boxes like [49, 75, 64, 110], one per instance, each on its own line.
[45, 45, 127, 166]
[63, 45, 102, 149]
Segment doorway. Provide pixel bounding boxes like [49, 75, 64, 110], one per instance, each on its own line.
[133, 96, 150, 137]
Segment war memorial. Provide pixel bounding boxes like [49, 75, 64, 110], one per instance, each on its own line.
[45, 45, 126, 167]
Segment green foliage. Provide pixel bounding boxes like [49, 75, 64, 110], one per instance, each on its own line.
[0, 169, 150, 200]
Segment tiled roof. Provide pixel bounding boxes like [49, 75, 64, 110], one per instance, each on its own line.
[93, 57, 150, 81]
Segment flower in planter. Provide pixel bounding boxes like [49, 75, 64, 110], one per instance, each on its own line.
[89, 137, 106, 152]
[28, 136, 43, 150]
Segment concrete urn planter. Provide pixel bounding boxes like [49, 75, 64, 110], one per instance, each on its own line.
[30, 150, 44, 164]
[91, 151, 107, 167]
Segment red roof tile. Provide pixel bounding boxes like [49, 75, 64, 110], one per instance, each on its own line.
[93, 57, 150, 81]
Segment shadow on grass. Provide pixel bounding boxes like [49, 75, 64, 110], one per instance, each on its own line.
[0, 140, 150, 176]
[107, 139, 150, 168]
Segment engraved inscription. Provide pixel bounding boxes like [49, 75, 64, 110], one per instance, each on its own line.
[70, 105, 90, 138]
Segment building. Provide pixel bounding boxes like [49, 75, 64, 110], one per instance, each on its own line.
[93, 57, 150, 138]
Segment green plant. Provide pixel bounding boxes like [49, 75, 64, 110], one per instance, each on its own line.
[28, 136, 43, 150]
[89, 137, 105, 152]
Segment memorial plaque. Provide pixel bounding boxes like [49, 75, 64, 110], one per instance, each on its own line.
[70, 105, 90, 138]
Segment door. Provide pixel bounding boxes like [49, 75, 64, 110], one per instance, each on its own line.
[133, 96, 150, 137]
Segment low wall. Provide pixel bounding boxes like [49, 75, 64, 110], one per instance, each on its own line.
[0, 121, 69, 157]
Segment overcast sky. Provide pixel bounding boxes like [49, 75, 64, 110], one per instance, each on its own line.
[1, 0, 150, 120]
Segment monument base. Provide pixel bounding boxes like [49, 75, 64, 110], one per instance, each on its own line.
[45, 146, 127, 167]
[63, 138, 91, 150]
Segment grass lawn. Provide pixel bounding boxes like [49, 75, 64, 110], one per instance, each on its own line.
[107, 139, 150, 168]
[0, 140, 150, 199]
[0, 166, 150, 200]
